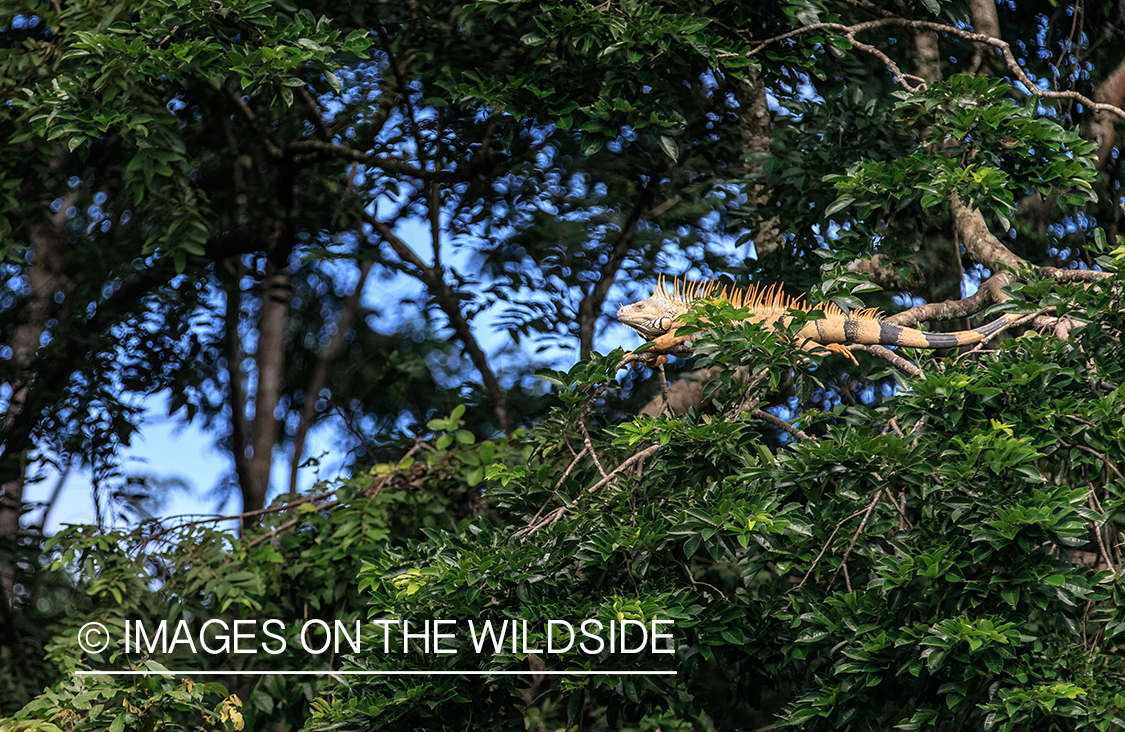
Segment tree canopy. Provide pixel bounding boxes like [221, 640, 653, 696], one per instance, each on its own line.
[1, 0, 1124, 729]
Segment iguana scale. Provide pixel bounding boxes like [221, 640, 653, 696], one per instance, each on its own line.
[615, 276, 1020, 364]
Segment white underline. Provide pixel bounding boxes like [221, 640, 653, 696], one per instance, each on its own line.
[76, 670, 676, 676]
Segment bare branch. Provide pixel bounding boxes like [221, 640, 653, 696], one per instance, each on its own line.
[516, 506, 569, 538]
[681, 562, 734, 603]
[734, 19, 1125, 120]
[949, 193, 1028, 271]
[577, 176, 658, 359]
[289, 259, 374, 498]
[849, 344, 924, 376]
[750, 408, 817, 443]
[1060, 440, 1125, 483]
[885, 271, 1015, 327]
[136, 488, 339, 556]
[364, 212, 512, 431]
[586, 444, 662, 493]
[829, 489, 884, 587]
[794, 505, 871, 591]
[578, 403, 609, 480]
[950, 194, 1114, 282]
[1086, 493, 1119, 572]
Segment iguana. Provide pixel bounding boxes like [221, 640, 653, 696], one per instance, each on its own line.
[615, 276, 1021, 364]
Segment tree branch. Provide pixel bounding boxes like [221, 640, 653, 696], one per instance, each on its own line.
[751, 408, 817, 442]
[586, 444, 661, 493]
[364, 212, 512, 431]
[734, 18, 1125, 120]
[949, 193, 1114, 281]
[288, 259, 373, 498]
[885, 271, 1015, 327]
[849, 344, 924, 376]
[576, 175, 657, 359]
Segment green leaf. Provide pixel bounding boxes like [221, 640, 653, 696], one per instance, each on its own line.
[659, 135, 679, 162]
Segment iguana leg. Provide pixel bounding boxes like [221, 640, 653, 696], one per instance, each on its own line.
[823, 342, 859, 365]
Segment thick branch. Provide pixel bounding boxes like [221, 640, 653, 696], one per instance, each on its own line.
[950, 194, 1113, 282]
[850, 344, 924, 376]
[949, 193, 1030, 271]
[885, 272, 1015, 327]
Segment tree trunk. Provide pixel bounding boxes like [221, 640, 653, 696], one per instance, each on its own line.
[913, 31, 942, 84]
[1092, 57, 1125, 171]
[969, 0, 1001, 72]
[1, 194, 71, 621]
[225, 261, 252, 499]
[734, 69, 781, 259]
[242, 262, 290, 526]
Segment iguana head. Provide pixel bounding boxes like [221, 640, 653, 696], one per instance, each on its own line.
[615, 277, 718, 339]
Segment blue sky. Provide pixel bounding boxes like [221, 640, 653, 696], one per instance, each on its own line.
[23, 242, 641, 535]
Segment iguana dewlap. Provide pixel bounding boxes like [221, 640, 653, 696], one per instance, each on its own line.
[615, 277, 1017, 364]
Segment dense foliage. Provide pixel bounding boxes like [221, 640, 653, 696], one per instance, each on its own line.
[5, 265, 1125, 730]
[2, 0, 1125, 728]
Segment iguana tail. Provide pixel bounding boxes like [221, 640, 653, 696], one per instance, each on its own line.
[798, 312, 1020, 349]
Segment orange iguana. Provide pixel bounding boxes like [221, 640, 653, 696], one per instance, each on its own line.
[615, 276, 1021, 364]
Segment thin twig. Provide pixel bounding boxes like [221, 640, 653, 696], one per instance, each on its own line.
[1063, 414, 1098, 428]
[246, 500, 341, 548]
[578, 402, 609, 480]
[586, 444, 662, 493]
[554, 446, 590, 491]
[732, 18, 1125, 120]
[139, 489, 337, 547]
[681, 562, 733, 603]
[829, 489, 885, 589]
[794, 505, 871, 591]
[750, 408, 817, 443]
[1060, 440, 1125, 482]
